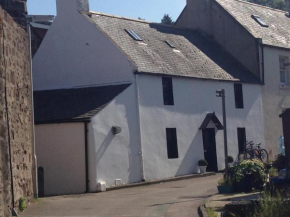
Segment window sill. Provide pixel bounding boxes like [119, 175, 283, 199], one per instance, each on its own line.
[279, 84, 290, 90]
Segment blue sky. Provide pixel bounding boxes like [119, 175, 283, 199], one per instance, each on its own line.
[27, 0, 186, 23]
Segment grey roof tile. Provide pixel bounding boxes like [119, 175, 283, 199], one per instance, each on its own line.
[34, 84, 130, 123]
[216, 0, 290, 49]
[87, 12, 259, 84]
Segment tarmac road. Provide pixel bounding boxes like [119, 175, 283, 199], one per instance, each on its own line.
[21, 174, 221, 217]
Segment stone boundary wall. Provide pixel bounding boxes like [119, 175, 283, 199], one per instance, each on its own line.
[0, 6, 33, 217]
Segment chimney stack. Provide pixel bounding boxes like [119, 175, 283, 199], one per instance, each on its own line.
[56, 0, 90, 17]
[0, 0, 27, 29]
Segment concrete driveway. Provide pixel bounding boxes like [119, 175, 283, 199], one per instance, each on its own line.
[21, 174, 221, 217]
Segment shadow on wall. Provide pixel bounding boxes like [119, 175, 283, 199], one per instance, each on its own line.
[176, 131, 203, 176]
[95, 131, 114, 165]
[115, 95, 143, 184]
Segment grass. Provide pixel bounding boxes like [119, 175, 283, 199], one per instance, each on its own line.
[19, 197, 27, 212]
[206, 207, 218, 217]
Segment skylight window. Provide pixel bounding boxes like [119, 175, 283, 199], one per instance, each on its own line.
[125, 29, 143, 41]
[251, 15, 269, 27]
[165, 40, 175, 48]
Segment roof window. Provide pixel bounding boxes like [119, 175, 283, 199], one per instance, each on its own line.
[165, 40, 175, 48]
[251, 15, 268, 27]
[125, 29, 143, 41]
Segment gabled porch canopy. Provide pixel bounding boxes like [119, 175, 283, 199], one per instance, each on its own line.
[199, 112, 224, 130]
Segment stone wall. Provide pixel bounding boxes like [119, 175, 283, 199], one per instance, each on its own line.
[0, 0, 27, 29]
[0, 7, 33, 217]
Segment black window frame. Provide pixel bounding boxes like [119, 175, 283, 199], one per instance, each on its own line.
[162, 77, 174, 106]
[234, 83, 244, 109]
[166, 128, 179, 159]
[237, 128, 247, 154]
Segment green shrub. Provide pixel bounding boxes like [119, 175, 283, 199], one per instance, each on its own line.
[250, 192, 290, 217]
[228, 156, 234, 163]
[19, 197, 27, 212]
[206, 208, 218, 217]
[273, 154, 287, 171]
[198, 159, 208, 166]
[218, 177, 233, 186]
[229, 159, 267, 192]
[268, 167, 278, 177]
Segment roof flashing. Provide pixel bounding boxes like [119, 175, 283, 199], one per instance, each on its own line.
[251, 14, 269, 27]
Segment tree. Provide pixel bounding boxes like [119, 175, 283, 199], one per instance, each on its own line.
[247, 0, 286, 10]
[161, 14, 174, 25]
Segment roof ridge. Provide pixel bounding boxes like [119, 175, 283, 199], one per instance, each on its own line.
[89, 11, 153, 24]
[88, 11, 201, 31]
[229, 0, 287, 13]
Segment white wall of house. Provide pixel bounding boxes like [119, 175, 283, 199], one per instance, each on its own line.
[33, 0, 135, 90]
[88, 84, 142, 190]
[35, 123, 86, 196]
[137, 74, 265, 181]
[262, 46, 290, 159]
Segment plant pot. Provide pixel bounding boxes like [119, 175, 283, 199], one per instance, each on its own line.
[199, 166, 207, 173]
[217, 186, 234, 194]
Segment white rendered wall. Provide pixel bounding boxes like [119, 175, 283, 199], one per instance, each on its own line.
[262, 46, 290, 159]
[35, 123, 86, 196]
[33, 2, 135, 90]
[89, 84, 142, 190]
[137, 75, 265, 181]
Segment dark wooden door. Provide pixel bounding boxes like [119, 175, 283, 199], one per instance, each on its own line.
[202, 128, 218, 172]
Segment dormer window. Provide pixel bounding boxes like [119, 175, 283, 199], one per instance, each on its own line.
[251, 15, 268, 27]
[125, 29, 143, 41]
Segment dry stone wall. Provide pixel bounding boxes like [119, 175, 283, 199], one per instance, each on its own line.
[0, 7, 33, 217]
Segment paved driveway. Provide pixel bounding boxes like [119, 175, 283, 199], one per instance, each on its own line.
[21, 174, 221, 217]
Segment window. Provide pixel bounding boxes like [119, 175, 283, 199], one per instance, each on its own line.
[279, 56, 288, 85]
[251, 15, 268, 27]
[234, 83, 244, 109]
[237, 128, 246, 154]
[165, 40, 175, 48]
[166, 128, 179, 159]
[125, 29, 143, 41]
[162, 77, 174, 105]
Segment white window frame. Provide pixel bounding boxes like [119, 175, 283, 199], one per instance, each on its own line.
[279, 56, 288, 86]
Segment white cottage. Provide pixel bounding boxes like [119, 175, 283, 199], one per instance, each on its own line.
[33, 0, 265, 196]
[176, 0, 290, 159]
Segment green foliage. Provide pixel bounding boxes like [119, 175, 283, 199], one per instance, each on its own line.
[198, 159, 208, 166]
[19, 197, 27, 212]
[161, 14, 174, 25]
[250, 192, 290, 217]
[229, 159, 267, 192]
[228, 156, 234, 163]
[246, 0, 286, 10]
[33, 198, 39, 203]
[206, 208, 218, 217]
[268, 167, 278, 177]
[218, 177, 233, 186]
[273, 154, 287, 171]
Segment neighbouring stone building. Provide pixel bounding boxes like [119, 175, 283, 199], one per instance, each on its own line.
[0, 5, 34, 217]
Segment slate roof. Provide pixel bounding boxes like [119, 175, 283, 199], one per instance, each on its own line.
[34, 84, 130, 123]
[87, 12, 259, 84]
[216, 0, 290, 49]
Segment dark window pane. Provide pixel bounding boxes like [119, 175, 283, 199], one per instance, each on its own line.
[166, 128, 178, 159]
[162, 77, 174, 105]
[237, 128, 246, 153]
[234, 83, 244, 109]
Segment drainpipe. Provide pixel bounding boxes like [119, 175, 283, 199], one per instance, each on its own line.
[26, 17, 38, 199]
[134, 74, 145, 181]
[84, 121, 90, 193]
[261, 43, 265, 84]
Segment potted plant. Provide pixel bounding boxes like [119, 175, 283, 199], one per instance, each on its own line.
[217, 177, 234, 194]
[198, 159, 208, 173]
[228, 156, 234, 166]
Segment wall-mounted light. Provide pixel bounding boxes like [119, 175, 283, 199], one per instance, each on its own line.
[111, 126, 122, 135]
